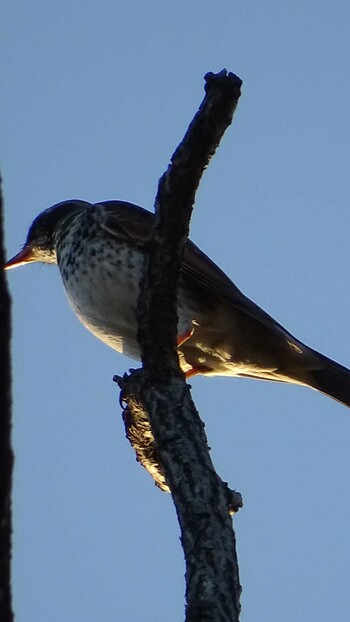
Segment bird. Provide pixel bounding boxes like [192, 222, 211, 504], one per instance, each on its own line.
[5, 198, 350, 408]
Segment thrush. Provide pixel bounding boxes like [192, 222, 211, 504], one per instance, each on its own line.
[5, 199, 350, 407]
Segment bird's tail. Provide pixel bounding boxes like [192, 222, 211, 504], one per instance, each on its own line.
[292, 349, 350, 408]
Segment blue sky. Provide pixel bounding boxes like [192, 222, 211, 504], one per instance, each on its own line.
[2, 1, 350, 620]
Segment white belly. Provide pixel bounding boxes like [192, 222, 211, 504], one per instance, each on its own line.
[59, 243, 194, 361]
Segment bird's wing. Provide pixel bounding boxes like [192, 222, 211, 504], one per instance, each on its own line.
[182, 239, 297, 341]
[98, 200, 295, 341]
[99, 200, 154, 246]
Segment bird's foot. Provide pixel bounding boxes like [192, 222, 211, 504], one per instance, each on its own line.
[177, 327, 194, 347]
[185, 365, 212, 379]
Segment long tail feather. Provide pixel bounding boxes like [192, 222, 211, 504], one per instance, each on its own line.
[302, 351, 350, 408]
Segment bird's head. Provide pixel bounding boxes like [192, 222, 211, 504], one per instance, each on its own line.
[4, 199, 90, 270]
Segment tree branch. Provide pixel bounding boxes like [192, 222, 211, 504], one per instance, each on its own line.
[0, 176, 14, 621]
[117, 70, 242, 621]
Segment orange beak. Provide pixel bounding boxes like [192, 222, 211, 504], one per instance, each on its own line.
[4, 246, 37, 270]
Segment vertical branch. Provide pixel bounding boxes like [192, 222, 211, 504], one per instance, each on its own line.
[0, 177, 14, 622]
[118, 71, 243, 621]
[138, 70, 242, 383]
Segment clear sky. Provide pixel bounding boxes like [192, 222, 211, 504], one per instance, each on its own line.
[2, 1, 350, 620]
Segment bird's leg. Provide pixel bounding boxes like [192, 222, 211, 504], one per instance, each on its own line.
[177, 327, 213, 378]
[177, 327, 194, 347]
[185, 365, 212, 379]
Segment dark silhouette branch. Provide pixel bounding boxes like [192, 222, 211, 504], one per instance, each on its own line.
[139, 70, 242, 383]
[0, 177, 14, 622]
[116, 70, 242, 622]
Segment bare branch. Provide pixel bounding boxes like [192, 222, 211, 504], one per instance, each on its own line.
[0, 176, 14, 622]
[138, 69, 242, 382]
[117, 70, 242, 622]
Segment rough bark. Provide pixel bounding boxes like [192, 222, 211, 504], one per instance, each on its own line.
[0, 177, 14, 621]
[117, 70, 243, 622]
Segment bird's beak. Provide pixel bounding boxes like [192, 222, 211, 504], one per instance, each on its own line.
[4, 246, 37, 270]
